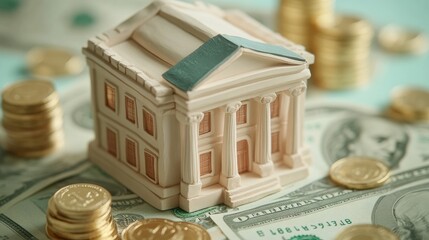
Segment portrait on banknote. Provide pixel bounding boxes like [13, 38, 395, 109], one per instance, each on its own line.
[322, 115, 409, 168]
[372, 183, 429, 240]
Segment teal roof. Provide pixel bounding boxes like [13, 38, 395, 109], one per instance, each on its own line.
[162, 34, 306, 92]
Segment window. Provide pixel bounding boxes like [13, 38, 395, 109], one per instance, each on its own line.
[106, 128, 117, 157]
[199, 151, 212, 176]
[125, 96, 136, 124]
[143, 108, 155, 136]
[199, 112, 211, 135]
[105, 83, 116, 112]
[271, 97, 280, 118]
[125, 138, 138, 169]
[271, 132, 280, 153]
[144, 150, 156, 181]
[237, 104, 247, 125]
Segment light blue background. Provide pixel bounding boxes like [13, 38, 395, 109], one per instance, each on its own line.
[1, 0, 428, 108]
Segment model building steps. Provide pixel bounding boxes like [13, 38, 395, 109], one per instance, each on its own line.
[224, 178, 282, 207]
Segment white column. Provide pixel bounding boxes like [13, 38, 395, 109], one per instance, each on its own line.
[220, 102, 242, 189]
[176, 112, 204, 198]
[284, 82, 307, 168]
[253, 93, 276, 177]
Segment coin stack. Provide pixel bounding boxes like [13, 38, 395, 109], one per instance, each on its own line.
[385, 86, 429, 123]
[45, 183, 119, 240]
[329, 156, 390, 190]
[335, 224, 399, 240]
[1, 80, 64, 158]
[122, 219, 211, 240]
[27, 47, 83, 77]
[277, 0, 334, 49]
[312, 14, 374, 89]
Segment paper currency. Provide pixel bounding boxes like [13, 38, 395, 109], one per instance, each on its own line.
[0, 79, 94, 212]
[212, 103, 429, 239]
[2, 164, 227, 239]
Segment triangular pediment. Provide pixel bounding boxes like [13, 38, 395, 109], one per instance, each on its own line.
[162, 34, 306, 93]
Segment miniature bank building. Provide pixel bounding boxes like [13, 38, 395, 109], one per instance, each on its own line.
[83, 0, 314, 212]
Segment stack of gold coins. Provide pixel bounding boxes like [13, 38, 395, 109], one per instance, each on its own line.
[122, 219, 211, 240]
[277, 0, 334, 49]
[312, 14, 374, 89]
[329, 156, 390, 190]
[1, 80, 64, 157]
[385, 86, 429, 123]
[46, 183, 119, 240]
[335, 224, 399, 240]
[27, 47, 84, 77]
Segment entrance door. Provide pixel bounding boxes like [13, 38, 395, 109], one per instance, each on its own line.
[237, 139, 249, 173]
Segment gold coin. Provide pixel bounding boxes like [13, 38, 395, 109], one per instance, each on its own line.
[6, 139, 63, 158]
[335, 224, 399, 240]
[27, 47, 84, 77]
[175, 222, 211, 240]
[3, 104, 62, 122]
[391, 86, 429, 121]
[378, 25, 428, 54]
[2, 80, 59, 112]
[122, 219, 182, 240]
[314, 14, 373, 39]
[329, 157, 390, 189]
[53, 183, 111, 216]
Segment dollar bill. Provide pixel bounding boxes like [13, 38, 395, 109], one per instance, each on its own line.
[2, 164, 228, 239]
[0, 79, 94, 212]
[212, 103, 429, 239]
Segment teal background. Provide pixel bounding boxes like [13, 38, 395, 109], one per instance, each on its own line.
[1, 0, 428, 108]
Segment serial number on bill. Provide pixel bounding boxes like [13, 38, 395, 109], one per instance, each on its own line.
[255, 219, 353, 237]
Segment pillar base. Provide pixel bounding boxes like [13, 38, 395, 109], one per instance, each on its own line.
[252, 161, 274, 177]
[283, 153, 304, 168]
[180, 181, 202, 198]
[220, 174, 241, 190]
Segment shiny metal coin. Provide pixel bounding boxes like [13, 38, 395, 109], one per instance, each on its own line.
[329, 156, 390, 189]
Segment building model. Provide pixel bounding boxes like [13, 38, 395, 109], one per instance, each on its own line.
[83, 0, 314, 212]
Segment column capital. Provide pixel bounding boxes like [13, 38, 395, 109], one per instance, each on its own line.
[225, 101, 242, 113]
[176, 112, 204, 124]
[256, 93, 277, 104]
[285, 82, 307, 97]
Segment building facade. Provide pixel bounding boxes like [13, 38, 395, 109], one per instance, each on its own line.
[84, 0, 313, 212]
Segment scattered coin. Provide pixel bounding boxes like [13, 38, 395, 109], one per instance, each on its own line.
[122, 219, 182, 240]
[378, 25, 428, 54]
[312, 14, 374, 90]
[121, 219, 211, 240]
[329, 156, 390, 190]
[1, 80, 64, 158]
[27, 47, 84, 77]
[335, 224, 399, 240]
[45, 183, 119, 240]
[175, 222, 211, 240]
[386, 86, 429, 123]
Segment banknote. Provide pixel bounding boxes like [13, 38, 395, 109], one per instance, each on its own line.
[2, 164, 228, 239]
[212, 103, 429, 239]
[0, 78, 94, 212]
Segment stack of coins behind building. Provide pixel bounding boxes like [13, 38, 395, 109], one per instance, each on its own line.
[1, 80, 63, 157]
[277, 0, 334, 50]
[46, 183, 119, 240]
[312, 15, 374, 89]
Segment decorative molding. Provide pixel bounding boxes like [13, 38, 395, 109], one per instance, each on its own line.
[256, 93, 277, 104]
[225, 101, 242, 113]
[176, 112, 204, 124]
[285, 82, 307, 97]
